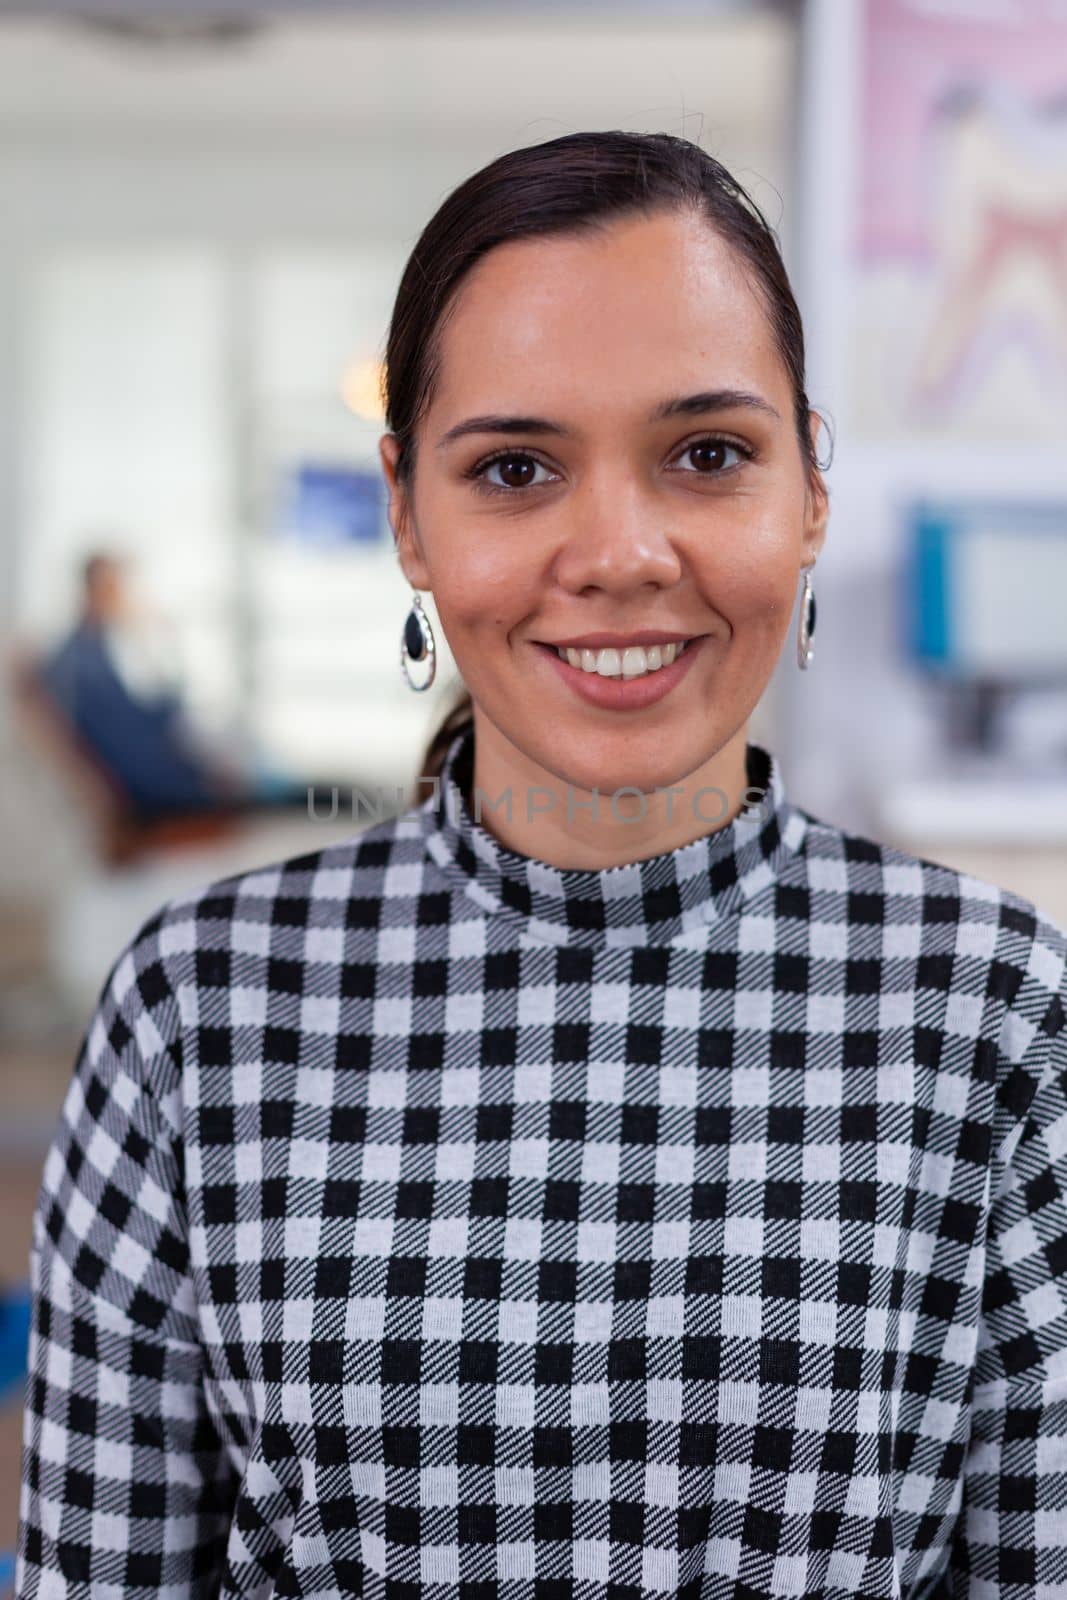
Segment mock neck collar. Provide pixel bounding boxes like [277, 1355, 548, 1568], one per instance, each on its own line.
[417, 723, 807, 950]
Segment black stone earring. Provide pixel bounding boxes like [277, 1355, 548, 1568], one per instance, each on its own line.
[797, 567, 816, 670]
[401, 591, 436, 691]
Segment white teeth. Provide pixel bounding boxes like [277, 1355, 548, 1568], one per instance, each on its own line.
[556, 640, 688, 677]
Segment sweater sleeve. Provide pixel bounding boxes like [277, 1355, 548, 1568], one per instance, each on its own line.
[14, 921, 237, 1599]
[949, 961, 1067, 1599]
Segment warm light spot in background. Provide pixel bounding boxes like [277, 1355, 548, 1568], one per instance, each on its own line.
[341, 356, 386, 421]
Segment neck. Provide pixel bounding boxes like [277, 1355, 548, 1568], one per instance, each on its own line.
[464, 712, 753, 871]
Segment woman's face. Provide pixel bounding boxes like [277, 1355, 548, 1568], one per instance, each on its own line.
[380, 207, 827, 801]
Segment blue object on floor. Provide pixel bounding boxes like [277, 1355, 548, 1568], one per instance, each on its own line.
[0, 1549, 15, 1597]
[0, 1285, 30, 1403]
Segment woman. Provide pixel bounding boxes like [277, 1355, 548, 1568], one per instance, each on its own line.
[16, 131, 1067, 1600]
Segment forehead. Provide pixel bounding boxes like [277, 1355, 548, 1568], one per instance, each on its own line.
[430, 209, 785, 418]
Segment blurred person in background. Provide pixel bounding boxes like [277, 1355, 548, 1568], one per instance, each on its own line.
[34, 549, 338, 821]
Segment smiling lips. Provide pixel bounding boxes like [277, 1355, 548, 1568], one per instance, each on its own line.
[535, 632, 706, 708]
[556, 640, 689, 679]
[537, 630, 704, 681]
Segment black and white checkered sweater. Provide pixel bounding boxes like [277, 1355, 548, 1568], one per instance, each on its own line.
[17, 726, 1067, 1600]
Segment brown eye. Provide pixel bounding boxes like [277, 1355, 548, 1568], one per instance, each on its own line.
[468, 451, 557, 495]
[491, 454, 540, 489]
[678, 437, 746, 474]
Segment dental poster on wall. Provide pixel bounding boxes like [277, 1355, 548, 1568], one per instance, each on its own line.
[853, 0, 1067, 442]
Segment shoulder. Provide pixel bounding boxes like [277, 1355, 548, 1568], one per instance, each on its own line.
[793, 805, 1067, 1095]
[83, 807, 428, 1096]
[148, 803, 426, 963]
[117, 806, 425, 992]
[796, 804, 1067, 950]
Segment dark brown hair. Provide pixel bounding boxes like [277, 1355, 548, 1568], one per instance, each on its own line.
[381, 129, 828, 786]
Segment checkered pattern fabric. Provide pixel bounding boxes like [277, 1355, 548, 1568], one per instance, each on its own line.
[16, 724, 1067, 1600]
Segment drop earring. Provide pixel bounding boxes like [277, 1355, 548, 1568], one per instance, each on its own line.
[796, 565, 816, 670]
[401, 590, 436, 691]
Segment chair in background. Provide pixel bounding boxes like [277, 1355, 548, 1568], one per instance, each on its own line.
[6, 641, 362, 1021]
[7, 643, 243, 868]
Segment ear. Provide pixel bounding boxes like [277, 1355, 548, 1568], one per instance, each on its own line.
[379, 433, 432, 590]
[801, 410, 830, 570]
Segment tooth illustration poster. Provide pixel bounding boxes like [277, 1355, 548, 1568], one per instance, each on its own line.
[854, 0, 1067, 441]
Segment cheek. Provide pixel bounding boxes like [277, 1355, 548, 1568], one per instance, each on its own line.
[431, 534, 541, 637]
[690, 525, 799, 629]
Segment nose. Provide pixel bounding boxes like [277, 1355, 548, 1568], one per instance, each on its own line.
[551, 465, 683, 594]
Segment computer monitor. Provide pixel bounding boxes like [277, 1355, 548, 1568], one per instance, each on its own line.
[903, 498, 1067, 755]
[905, 498, 1067, 683]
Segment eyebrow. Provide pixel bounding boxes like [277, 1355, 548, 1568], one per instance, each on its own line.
[434, 388, 781, 450]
